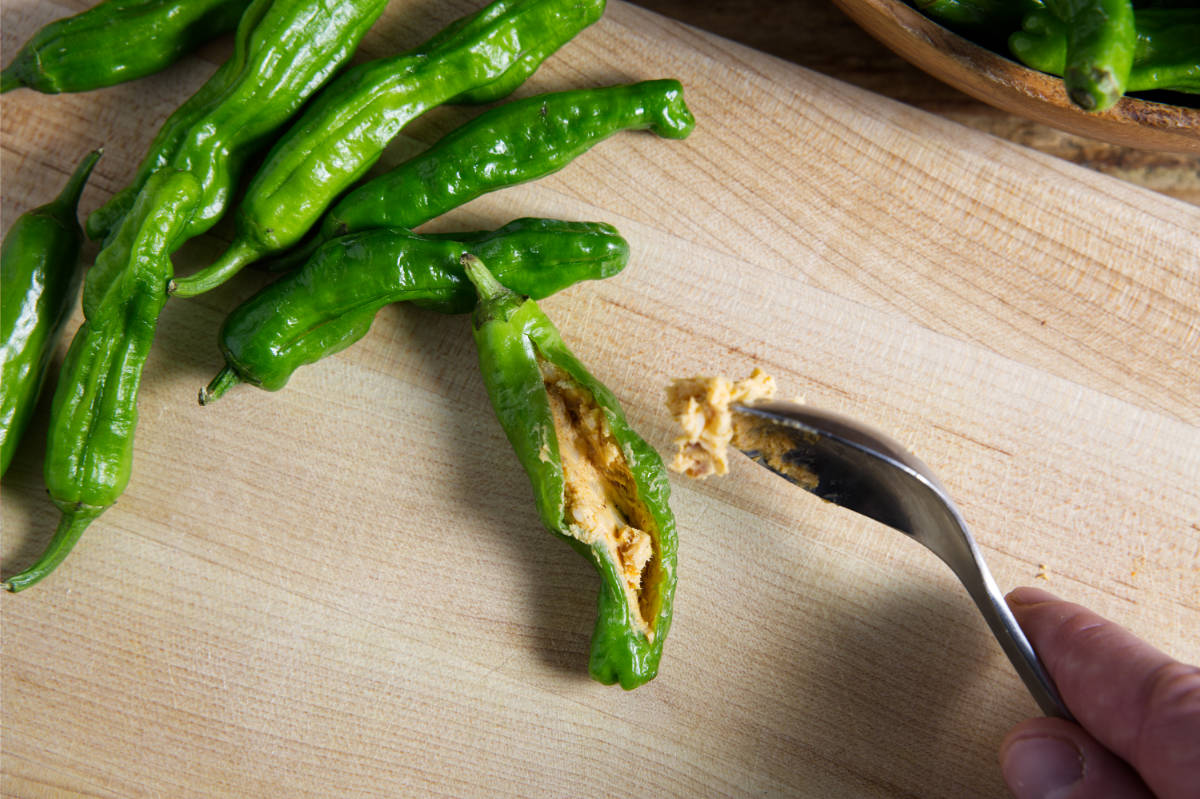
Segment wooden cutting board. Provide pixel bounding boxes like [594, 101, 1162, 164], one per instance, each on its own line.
[3, 1, 1198, 796]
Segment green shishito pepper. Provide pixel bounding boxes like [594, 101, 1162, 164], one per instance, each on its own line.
[3, 170, 200, 593]
[1043, 0, 1137, 110]
[86, 0, 388, 242]
[1, 0, 251, 95]
[462, 255, 677, 689]
[7, 0, 387, 591]
[202, 218, 629, 401]
[169, 0, 607, 297]
[272, 79, 694, 271]
[1, 150, 101, 476]
[1011, 7, 1200, 94]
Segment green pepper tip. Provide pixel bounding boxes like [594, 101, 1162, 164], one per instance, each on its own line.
[48, 149, 104, 218]
[2, 507, 102, 592]
[1065, 65, 1120, 110]
[650, 80, 695, 140]
[200, 367, 240, 405]
[1067, 87, 1099, 110]
[0, 65, 22, 94]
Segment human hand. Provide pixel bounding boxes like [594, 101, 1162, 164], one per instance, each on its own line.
[999, 586, 1200, 799]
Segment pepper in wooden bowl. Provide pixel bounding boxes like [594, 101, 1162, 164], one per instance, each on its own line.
[832, 0, 1200, 153]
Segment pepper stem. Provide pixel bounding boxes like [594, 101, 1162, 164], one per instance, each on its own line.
[169, 238, 261, 297]
[461, 253, 508, 301]
[47, 149, 103, 221]
[462, 253, 525, 326]
[2, 505, 103, 592]
[199, 366, 241, 405]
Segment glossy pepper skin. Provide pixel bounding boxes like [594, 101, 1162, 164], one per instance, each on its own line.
[0, 0, 251, 95]
[0, 150, 101, 476]
[86, 0, 388, 242]
[1011, 7, 1200, 94]
[202, 218, 629, 401]
[169, 0, 607, 297]
[1043, 0, 1137, 110]
[272, 80, 694, 271]
[2, 170, 200, 593]
[463, 256, 677, 689]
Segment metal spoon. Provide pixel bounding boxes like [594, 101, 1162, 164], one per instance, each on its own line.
[732, 400, 1072, 719]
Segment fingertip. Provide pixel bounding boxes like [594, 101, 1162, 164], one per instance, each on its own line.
[1007, 585, 1061, 607]
[1003, 594, 1200, 797]
[1000, 717, 1071, 754]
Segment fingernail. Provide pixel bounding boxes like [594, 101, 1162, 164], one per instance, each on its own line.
[1007, 586, 1059, 607]
[1001, 736, 1083, 799]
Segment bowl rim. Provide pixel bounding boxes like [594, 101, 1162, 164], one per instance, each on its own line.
[831, 0, 1200, 154]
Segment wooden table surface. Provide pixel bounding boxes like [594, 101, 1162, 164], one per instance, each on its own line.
[631, 0, 1200, 206]
[2, 1, 1199, 797]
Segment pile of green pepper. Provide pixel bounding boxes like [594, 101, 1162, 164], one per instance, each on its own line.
[3, 0, 390, 595]
[1, 0, 696, 690]
[911, 0, 1200, 111]
[169, 0, 609, 296]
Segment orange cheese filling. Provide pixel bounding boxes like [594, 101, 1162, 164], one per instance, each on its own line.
[665, 368, 776, 478]
[540, 361, 658, 640]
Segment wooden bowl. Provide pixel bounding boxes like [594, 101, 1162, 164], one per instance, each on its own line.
[831, 0, 1200, 154]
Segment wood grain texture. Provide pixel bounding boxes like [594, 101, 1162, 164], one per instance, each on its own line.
[2, 1, 1199, 797]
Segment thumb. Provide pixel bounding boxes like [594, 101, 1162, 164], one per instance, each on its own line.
[1005, 586, 1200, 798]
[1000, 717, 1152, 799]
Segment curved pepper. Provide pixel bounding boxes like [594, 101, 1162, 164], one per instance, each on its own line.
[169, 0, 607, 297]
[1011, 7, 1200, 94]
[463, 255, 677, 689]
[1, 150, 101, 476]
[1, 0, 251, 95]
[86, 0, 387, 242]
[2, 170, 200, 593]
[271, 79, 694, 271]
[202, 218, 629, 401]
[1043, 0, 1136, 110]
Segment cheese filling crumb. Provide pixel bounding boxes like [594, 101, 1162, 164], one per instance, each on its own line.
[665, 368, 776, 478]
[540, 361, 657, 640]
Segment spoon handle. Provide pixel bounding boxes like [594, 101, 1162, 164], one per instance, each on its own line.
[960, 568, 1074, 720]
